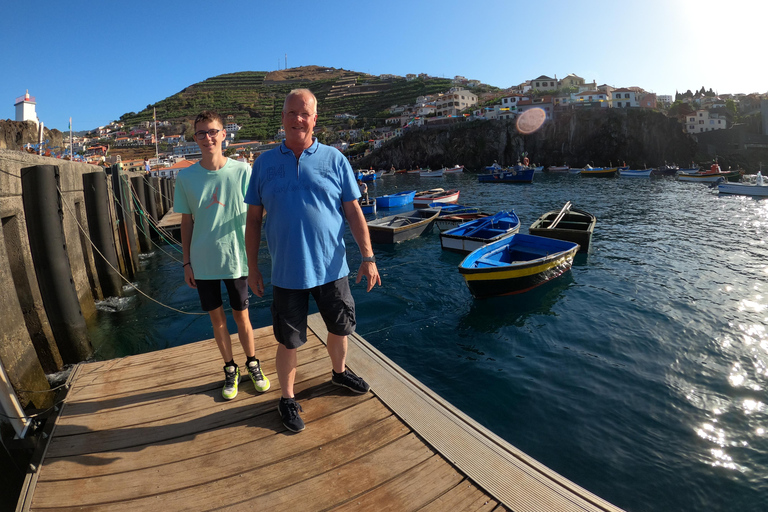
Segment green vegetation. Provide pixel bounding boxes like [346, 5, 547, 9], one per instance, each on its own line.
[118, 69, 455, 140]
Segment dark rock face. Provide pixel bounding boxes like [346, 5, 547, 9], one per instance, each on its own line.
[0, 120, 64, 151]
[360, 109, 698, 170]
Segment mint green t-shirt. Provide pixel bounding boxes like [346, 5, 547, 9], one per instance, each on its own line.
[173, 159, 251, 280]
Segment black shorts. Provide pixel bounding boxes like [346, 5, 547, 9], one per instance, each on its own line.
[195, 277, 249, 312]
[271, 276, 356, 349]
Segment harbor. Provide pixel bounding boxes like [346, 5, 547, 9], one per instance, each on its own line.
[2, 156, 767, 511]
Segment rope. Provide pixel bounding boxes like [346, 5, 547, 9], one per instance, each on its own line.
[125, 177, 182, 244]
[126, 182, 184, 261]
[56, 185, 206, 316]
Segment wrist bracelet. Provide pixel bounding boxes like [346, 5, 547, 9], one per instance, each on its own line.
[183, 262, 191, 268]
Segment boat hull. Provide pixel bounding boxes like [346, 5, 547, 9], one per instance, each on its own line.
[677, 171, 742, 183]
[718, 183, 768, 197]
[619, 169, 652, 177]
[413, 189, 460, 207]
[580, 167, 617, 177]
[528, 207, 596, 253]
[459, 234, 579, 298]
[376, 190, 416, 208]
[440, 211, 520, 253]
[360, 199, 377, 214]
[367, 208, 441, 244]
[435, 212, 491, 232]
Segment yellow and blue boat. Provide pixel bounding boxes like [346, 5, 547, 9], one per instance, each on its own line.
[458, 234, 579, 298]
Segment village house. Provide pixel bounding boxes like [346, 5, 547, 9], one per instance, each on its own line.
[612, 88, 640, 108]
[434, 87, 478, 117]
[574, 90, 611, 108]
[685, 110, 727, 134]
[516, 96, 555, 120]
[149, 158, 195, 179]
[531, 75, 558, 92]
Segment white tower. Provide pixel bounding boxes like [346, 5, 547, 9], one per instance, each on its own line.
[15, 90, 39, 126]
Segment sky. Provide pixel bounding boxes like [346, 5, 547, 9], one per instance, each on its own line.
[2, 0, 766, 133]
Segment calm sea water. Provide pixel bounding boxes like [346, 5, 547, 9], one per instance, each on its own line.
[88, 172, 768, 512]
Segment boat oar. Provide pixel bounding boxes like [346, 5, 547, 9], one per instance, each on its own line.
[548, 201, 572, 229]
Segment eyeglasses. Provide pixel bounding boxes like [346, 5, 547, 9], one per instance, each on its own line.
[194, 129, 222, 140]
[284, 111, 316, 120]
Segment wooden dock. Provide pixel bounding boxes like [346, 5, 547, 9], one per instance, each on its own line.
[16, 314, 624, 512]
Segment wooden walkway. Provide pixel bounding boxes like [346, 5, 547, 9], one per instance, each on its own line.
[17, 314, 624, 512]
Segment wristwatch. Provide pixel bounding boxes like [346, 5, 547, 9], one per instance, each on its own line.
[362, 255, 376, 263]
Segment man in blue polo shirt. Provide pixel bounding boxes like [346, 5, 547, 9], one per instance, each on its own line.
[245, 89, 381, 433]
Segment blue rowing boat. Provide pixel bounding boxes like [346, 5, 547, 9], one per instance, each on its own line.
[459, 234, 579, 298]
[375, 190, 416, 208]
[440, 210, 520, 253]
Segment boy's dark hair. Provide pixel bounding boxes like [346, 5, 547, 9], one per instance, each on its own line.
[194, 110, 224, 130]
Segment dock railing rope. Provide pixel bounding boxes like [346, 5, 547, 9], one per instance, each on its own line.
[56, 185, 206, 316]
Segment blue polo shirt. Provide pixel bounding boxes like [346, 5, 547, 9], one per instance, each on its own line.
[244, 139, 360, 289]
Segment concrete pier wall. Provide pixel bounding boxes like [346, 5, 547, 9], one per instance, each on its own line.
[0, 150, 152, 408]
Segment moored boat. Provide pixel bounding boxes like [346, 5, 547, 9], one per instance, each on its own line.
[413, 188, 460, 207]
[442, 165, 465, 174]
[440, 210, 520, 253]
[360, 198, 377, 214]
[619, 169, 653, 177]
[367, 207, 441, 244]
[546, 165, 570, 172]
[677, 170, 742, 183]
[718, 173, 768, 197]
[478, 165, 535, 184]
[435, 212, 492, 231]
[375, 190, 416, 208]
[458, 234, 580, 298]
[580, 166, 617, 177]
[420, 168, 444, 177]
[528, 201, 596, 253]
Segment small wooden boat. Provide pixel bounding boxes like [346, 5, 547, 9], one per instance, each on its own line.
[414, 188, 460, 207]
[547, 165, 570, 172]
[580, 166, 617, 177]
[677, 170, 742, 183]
[375, 190, 416, 209]
[619, 169, 653, 177]
[442, 165, 465, 174]
[653, 165, 679, 176]
[478, 165, 535, 184]
[436, 212, 492, 232]
[360, 198, 377, 214]
[420, 168, 444, 177]
[367, 208, 441, 244]
[528, 201, 596, 253]
[380, 169, 396, 177]
[458, 234, 580, 298]
[440, 210, 520, 253]
[357, 170, 377, 182]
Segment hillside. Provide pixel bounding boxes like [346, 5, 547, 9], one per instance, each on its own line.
[118, 66, 467, 140]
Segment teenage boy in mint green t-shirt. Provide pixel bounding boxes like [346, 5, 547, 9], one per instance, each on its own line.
[173, 110, 270, 400]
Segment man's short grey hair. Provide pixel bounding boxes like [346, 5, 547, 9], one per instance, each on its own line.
[283, 89, 317, 114]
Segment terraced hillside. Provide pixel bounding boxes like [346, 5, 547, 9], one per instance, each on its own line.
[119, 66, 456, 140]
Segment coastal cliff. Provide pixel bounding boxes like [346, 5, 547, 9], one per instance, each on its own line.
[0, 119, 64, 151]
[359, 108, 698, 170]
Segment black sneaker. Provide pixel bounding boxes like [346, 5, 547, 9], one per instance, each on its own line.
[331, 369, 370, 394]
[277, 397, 305, 433]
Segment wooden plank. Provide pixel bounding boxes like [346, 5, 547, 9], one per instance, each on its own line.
[307, 314, 624, 512]
[45, 358, 334, 458]
[58, 343, 326, 420]
[231, 433, 433, 511]
[331, 454, 464, 511]
[34, 416, 413, 511]
[31, 397, 392, 508]
[417, 480, 503, 512]
[38, 393, 383, 480]
[64, 334, 321, 404]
